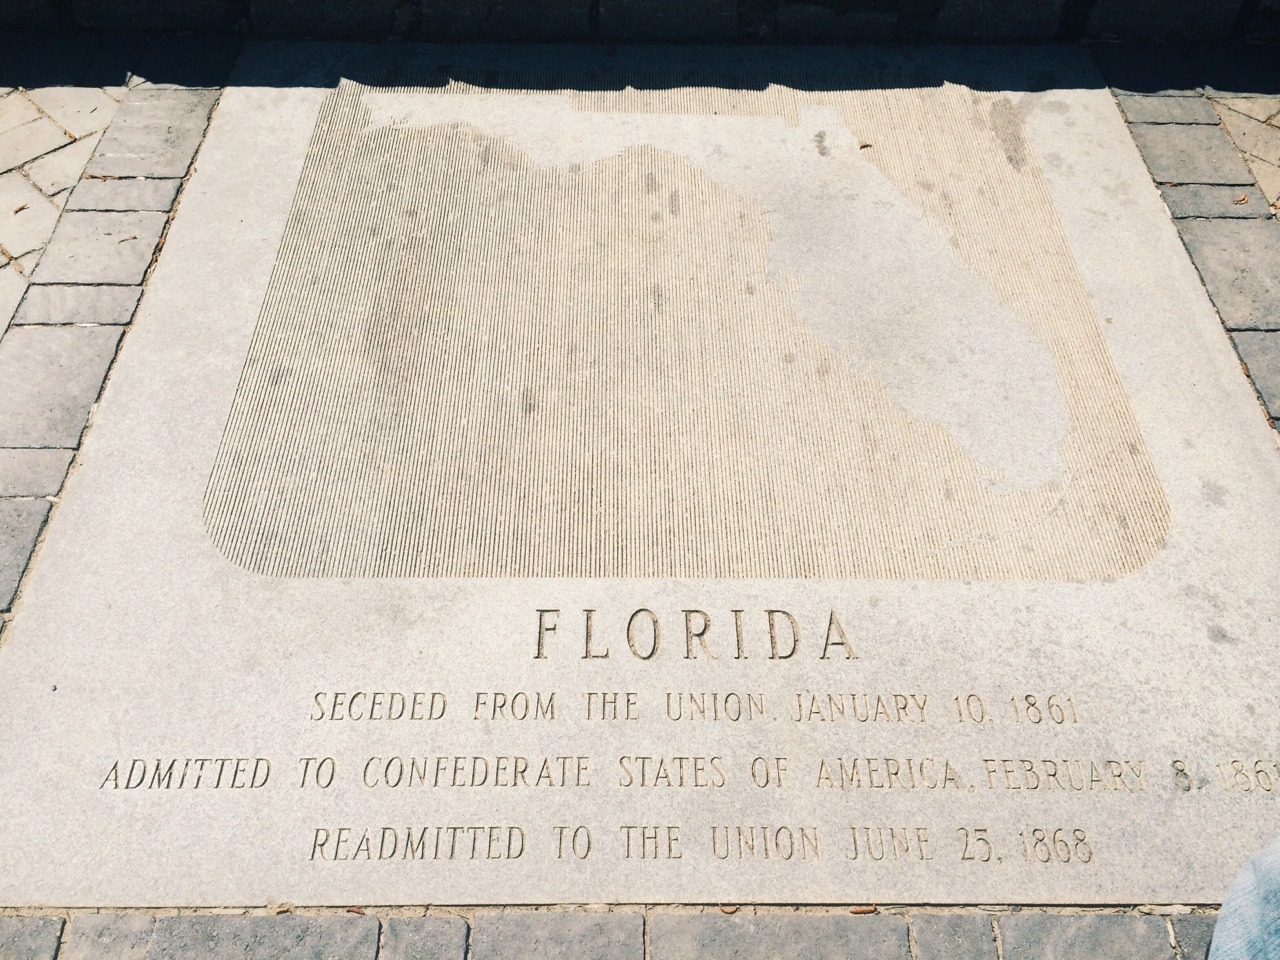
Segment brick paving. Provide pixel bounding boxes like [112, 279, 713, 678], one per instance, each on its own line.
[1098, 48, 1280, 435]
[0, 47, 217, 612]
[0, 908, 1222, 959]
[1, 36, 1276, 956]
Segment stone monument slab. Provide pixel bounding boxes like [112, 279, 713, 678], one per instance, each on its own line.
[1, 46, 1278, 906]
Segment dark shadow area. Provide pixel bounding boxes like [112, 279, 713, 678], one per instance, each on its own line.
[0, 32, 1276, 95]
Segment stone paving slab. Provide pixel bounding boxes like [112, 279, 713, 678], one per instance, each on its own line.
[0, 499, 49, 609]
[0, 448, 73, 496]
[59, 914, 155, 960]
[998, 914, 1173, 960]
[649, 914, 908, 959]
[381, 916, 469, 960]
[1230, 332, 1280, 418]
[0, 325, 122, 446]
[472, 912, 642, 960]
[910, 913, 997, 959]
[30, 210, 166, 284]
[13, 284, 141, 326]
[1178, 219, 1280, 330]
[147, 915, 380, 960]
[67, 177, 182, 212]
[1160, 183, 1271, 219]
[86, 88, 218, 179]
[1129, 124, 1256, 185]
[0, 173, 59, 259]
[1117, 95, 1219, 125]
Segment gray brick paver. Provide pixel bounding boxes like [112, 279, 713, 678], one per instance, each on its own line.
[0, 325, 123, 447]
[0, 448, 73, 496]
[1171, 914, 1216, 960]
[1119, 96, 1219, 125]
[0, 497, 51, 608]
[148, 915, 379, 960]
[1160, 183, 1271, 219]
[68, 177, 182, 212]
[15, 284, 141, 326]
[1178, 218, 1280, 330]
[1232, 332, 1280, 416]
[0, 916, 63, 960]
[59, 914, 154, 960]
[85, 88, 217, 179]
[912, 913, 997, 958]
[472, 911, 643, 960]
[381, 916, 468, 960]
[30, 210, 167, 285]
[998, 914, 1173, 960]
[1130, 124, 1256, 185]
[649, 913, 908, 960]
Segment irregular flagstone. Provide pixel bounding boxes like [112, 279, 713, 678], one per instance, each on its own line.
[23, 133, 102, 197]
[0, 92, 41, 137]
[24, 87, 119, 139]
[1212, 97, 1280, 125]
[1247, 154, 1280, 206]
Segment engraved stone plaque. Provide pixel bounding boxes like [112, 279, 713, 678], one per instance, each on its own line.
[1, 47, 1277, 907]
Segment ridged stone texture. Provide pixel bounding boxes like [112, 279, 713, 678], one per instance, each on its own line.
[204, 79, 1167, 580]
